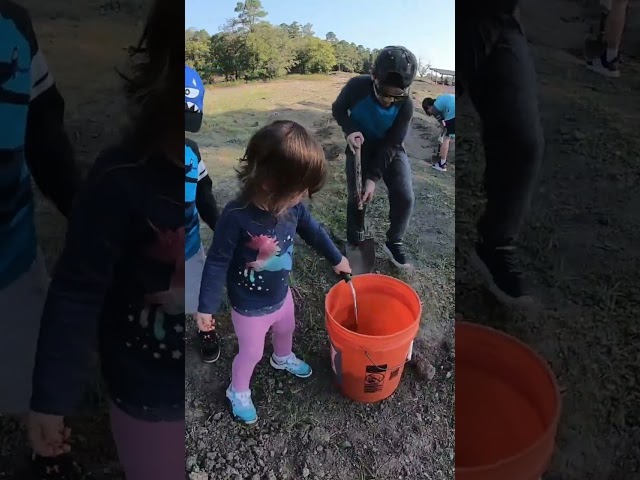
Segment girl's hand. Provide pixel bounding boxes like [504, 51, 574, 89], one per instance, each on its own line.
[333, 256, 352, 275]
[27, 411, 71, 457]
[196, 312, 215, 332]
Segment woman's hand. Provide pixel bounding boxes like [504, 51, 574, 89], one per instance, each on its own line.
[361, 179, 376, 204]
[196, 312, 215, 332]
[346, 132, 364, 154]
[27, 411, 71, 457]
[333, 256, 352, 275]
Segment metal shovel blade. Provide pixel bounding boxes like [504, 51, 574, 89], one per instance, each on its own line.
[346, 238, 375, 275]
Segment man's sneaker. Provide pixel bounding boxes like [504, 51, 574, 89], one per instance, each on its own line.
[383, 241, 412, 269]
[470, 242, 533, 306]
[226, 386, 258, 424]
[269, 353, 312, 378]
[199, 330, 220, 363]
[587, 53, 620, 78]
[432, 160, 447, 172]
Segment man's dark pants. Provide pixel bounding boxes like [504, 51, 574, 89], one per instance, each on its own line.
[345, 147, 414, 245]
[459, 13, 544, 246]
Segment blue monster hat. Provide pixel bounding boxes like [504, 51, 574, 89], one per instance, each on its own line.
[185, 65, 204, 133]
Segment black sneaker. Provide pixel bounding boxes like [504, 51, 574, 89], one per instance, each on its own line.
[30, 453, 87, 479]
[431, 159, 447, 172]
[586, 52, 620, 78]
[470, 242, 533, 305]
[383, 241, 412, 269]
[199, 330, 220, 363]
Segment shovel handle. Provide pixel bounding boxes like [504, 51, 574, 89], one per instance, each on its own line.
[353, 147, 364, 210]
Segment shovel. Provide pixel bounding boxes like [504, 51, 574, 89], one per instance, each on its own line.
[345, 146, 375, 275]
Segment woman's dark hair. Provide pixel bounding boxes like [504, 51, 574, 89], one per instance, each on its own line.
[422, 97, 435, 110]
[237, 120, 327, 215]
[118, 0, 182, 161]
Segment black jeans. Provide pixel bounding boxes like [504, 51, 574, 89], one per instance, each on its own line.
[345, 147, 414, 244]
[459, 13, 544, 246]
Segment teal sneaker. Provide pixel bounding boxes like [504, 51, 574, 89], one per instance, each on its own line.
[269, 353, 313, 378]
[225, 386, 258, 424]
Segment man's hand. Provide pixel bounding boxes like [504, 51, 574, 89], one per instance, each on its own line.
[332, 256, 352, 275]
[346, 132, 364, 154]
[27, 412, 71, 457]
[196, 312, 215, 332]
[361, 179, 376, 204]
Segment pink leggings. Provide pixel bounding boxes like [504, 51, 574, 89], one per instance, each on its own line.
[109, 403, 184, 480]
[231, 289, 296, 391]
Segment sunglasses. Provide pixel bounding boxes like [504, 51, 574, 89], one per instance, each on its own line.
[373, 82, 409, 103]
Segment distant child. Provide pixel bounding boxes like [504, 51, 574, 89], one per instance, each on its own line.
[331, 46, 417, 268]
[184, 64, 220, 363]
[423, 94, 455, 171]
[196, 120, 352, 424]
[27, 1, 186, 479]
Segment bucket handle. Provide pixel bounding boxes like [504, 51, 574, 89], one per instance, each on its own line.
[364, 351, 410, 372]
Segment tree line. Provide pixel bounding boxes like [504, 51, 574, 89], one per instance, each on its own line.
[185, 0, 431, 83]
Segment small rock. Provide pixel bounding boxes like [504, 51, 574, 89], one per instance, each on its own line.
[343, 441, 352, 448]
[316, 445, 323, 452]
[186, 456, 198, 471]
[302, 467, 310, 477]
[189, 473, 208, 480]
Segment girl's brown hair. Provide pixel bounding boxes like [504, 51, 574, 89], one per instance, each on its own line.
[118, 0, 182, 163]
[237, 120, 327, 215]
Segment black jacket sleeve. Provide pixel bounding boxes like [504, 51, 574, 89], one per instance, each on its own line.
[26, 86, 80, 218]
[196, 174, 218, 230]
[364, 97, 414, 183]
[331, 77, 362, 137]
[20, 7, 80, 218]
[188, 141, 218, 230]
[30, 151, 132, 415]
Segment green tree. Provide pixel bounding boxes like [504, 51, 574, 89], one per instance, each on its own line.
[301, 23, 315, 37]
[210, 32, 250, 80]
[234, 0, 268, 31]
[244, 23, 295, 78]
[325, 31, 337, 43]
[294, 37, 336, 74]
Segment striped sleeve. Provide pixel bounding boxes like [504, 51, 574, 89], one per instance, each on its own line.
[197, 158, 208, 181]
[30, 48, 55, 101]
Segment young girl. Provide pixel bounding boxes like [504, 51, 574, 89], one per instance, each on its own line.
[196, 120, 351, 424]
[26, 1, 185, 479]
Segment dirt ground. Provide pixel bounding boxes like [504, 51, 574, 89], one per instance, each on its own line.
[0, 1, 146, 478]
[455, 0, 640, 478]
[184, 76, 455, 480]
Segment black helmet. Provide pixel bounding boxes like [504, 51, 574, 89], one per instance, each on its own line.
[373, 46, 417, 90]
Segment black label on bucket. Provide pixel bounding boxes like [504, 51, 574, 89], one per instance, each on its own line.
[364, 364, 386, 393]
[389, 367, 400, 380]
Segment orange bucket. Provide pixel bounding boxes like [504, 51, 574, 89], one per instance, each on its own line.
[325, 274, 421, 403]
[456, 321, 562, 480]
